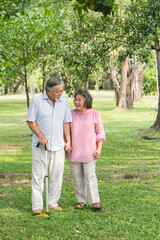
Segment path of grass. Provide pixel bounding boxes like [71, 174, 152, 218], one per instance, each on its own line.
[0, 91, 160, 240]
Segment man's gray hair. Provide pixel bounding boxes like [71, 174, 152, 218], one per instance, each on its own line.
[46, 76, 64, 92]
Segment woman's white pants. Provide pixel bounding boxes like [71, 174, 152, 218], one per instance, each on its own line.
[32, 146, 64, 211]
[70, 161, 100, 204]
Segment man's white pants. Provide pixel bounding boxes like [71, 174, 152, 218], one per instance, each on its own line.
[32, 146, 64, 211]
[70, 161, 100, 204]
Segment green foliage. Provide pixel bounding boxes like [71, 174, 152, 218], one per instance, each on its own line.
[123, 0, 160, 60]
[0, 0, 159, 100]
[0, 12, 47, 94]
[56, 8, 112, 94]
[0, 0, 31, 19]
[0, 0, 66, 97]
[143, 64, 157, 95]
[70, 0, 115, 16]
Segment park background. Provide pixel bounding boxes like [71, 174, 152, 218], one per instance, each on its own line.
[1, 0, 160, 239]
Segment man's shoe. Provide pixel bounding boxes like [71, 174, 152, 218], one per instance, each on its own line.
[32, 209, 42, 215]
[51, 206, 62, 211]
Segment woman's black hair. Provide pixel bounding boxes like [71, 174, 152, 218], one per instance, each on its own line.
[74, 88, 92, 109]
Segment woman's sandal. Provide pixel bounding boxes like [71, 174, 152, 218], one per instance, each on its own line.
[93, 202, 102, 210]
[75, 203, 87, 209]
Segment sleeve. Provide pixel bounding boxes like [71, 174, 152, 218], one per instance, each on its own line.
[26, 98, 38, 122]
[63, 100, 72, 123]
[95, 111, 106, 142]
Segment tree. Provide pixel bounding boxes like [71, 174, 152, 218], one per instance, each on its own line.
[70, 0, 148, 110]
[55, 7, 112, 95]
[0, 13, 48, 107]
[116, 55, 129, 110]
[0, 0, 66, 107]
[122, 0, 160, 129]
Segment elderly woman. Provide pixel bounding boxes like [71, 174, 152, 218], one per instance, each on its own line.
[66, 88, 106, 210]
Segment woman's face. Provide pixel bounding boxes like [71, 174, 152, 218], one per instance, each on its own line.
[74, 94, 86, 111]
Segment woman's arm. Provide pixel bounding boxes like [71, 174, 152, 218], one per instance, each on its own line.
[93, 139, 104, 159]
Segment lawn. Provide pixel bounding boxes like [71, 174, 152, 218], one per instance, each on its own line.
[0, 91, 160, 240]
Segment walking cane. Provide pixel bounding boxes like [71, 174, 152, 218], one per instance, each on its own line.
[45, 144, 50, 218]
[35, 143, 50, 218]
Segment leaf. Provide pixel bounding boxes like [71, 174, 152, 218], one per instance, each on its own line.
[78, 7, 82, 15]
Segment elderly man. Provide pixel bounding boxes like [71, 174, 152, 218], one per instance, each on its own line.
[26, 76, 72, 214]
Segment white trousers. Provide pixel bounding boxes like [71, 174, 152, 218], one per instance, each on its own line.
[70, 161, 100, 204]
[32, 146, 65, 211]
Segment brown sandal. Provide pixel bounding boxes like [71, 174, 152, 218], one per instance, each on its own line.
[75, 203, 87, 209]
[93, 202, 102, 210]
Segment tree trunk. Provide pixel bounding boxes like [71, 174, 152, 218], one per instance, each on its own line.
[109, 57, 120, 106]
[152, 40, 160, 131]
[10, 78, 14, 93]
[126, 62, 147, 109]
[24, 67, 30, 108]
[102, 74, 112, 90]
[116, 56, 129, 111]
[85, 68, 90, 89]
[42, 63, 47, 93]
[86, 81, 89, 89]
[133, 63, 147, 102]
[4, 86, 8, 94]
[126, 70, 134, 110]
[14, 78, 23, 93]
[62, 66, 74, 90]
[95, 72, 99, 92]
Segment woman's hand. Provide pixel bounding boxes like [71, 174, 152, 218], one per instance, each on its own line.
[64, 142, 72, 154]
[94, 139, 103, 159]
[93, 149, 101, 159]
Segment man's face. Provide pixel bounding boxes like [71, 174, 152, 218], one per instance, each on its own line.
[47, 83, 64, 102]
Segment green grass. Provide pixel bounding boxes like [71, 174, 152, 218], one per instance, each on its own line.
[1, 91, 160, 240]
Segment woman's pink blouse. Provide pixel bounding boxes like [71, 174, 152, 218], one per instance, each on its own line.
[67, 109, 106, 163]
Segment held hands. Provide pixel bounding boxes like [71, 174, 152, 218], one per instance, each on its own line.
[64, 142, 72, 154]
[94, 148, 101, 159]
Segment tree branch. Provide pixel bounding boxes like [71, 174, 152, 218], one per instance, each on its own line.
[61, 66, 74, 90]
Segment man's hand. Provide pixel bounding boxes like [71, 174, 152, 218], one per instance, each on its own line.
[39, 135, 48, 149]
[63, 123, 71, 153]
[27, 121, 48, 149]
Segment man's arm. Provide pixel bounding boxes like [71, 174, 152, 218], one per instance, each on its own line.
[63, 122, 71, 153]
[27, 121, 48, 148]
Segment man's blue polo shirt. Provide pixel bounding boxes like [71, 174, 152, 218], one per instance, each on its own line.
[26, 93, 72, 151]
